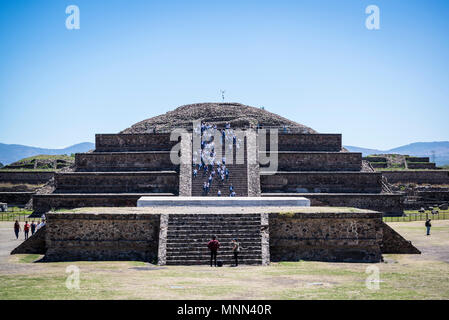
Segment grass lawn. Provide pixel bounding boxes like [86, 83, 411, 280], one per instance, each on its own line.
[1, 220, 448, 300]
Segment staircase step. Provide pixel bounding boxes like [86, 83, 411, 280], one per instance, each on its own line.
[167, 221, 261, 226]
[167, 227, 260, 231]
[166, 254, 262, 260]
[166, 259, 262, 265]
[167, 251, 262, 256]
[167, 234, 260, 242]
[169, 214, 260, 218]
[166, 246, 261, 251]
[167, 238, 261, 243]
[166, 242, 261, 247]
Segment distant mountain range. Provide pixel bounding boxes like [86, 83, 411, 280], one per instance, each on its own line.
[345, 141, 449, 166]
[0, 142, 95, 165]
[1, 141, 448, 167]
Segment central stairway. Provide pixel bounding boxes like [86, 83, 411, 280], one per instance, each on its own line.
[191, 132, 248, 197]
[165, 213, 263, 265]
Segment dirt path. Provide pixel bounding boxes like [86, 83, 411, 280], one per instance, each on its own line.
[0, 222, 23, 263]
[388, 220, 449, 263]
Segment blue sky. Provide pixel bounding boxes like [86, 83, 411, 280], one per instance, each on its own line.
[0, 0, 448, 149]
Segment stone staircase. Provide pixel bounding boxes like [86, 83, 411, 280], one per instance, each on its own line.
[164, 213, 263, 265]
[191, 138, 248, 197]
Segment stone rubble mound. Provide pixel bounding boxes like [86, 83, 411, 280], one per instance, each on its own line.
[120, 102, 317, 133]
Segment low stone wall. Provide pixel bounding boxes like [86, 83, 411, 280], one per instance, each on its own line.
[0, 171, 54, 184]
[75, 151, 179, 172]
[406, 157, 430, 163]
[0, 192, 34, 205]
[44, 212, 160, 262]
[95, 133, 177, 152]
[371, 162, 387, 168]
[261, 172, 382, 193]
[417, 191, 449, 202]
[262, 193, 403, 216]
[32, 193, 175, 213]
[260, 133, 342, 152]
[11, 206, 418, 263]
[383, 170, 449, 184]
[55, 172, 179, 193]
[265, 152, 361, 171]
[403, 191, 449, 210]
[269, 211, 383, 262]
[363, 157, 386, 162]
[407, 163, 436, 169]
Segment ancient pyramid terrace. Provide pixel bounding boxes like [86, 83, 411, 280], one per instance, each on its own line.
[32, 102, 403, 217]
[15, 102, 422, 265]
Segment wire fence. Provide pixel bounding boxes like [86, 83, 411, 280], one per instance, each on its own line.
[384, 212, 449, 222]
[0, 207, 32, 222]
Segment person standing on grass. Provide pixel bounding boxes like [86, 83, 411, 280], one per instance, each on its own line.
[14, 220, 21, 239]
[207, 236, 220, 267]
[31, 221, 36, 235]
[231, 238, 240, 267]
[23, 221, 30, 240]
[425, 219, 432, 236]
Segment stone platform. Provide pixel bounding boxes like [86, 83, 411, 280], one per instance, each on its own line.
[13, 206, 420, 264]
[137, 196, 311, 208]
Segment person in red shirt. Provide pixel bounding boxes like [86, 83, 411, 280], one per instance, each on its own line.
[23, 221, 30, 240]
[207, 236, 220, 267]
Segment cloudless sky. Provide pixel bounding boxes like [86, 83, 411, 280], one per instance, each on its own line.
[0, 0, 448, 149]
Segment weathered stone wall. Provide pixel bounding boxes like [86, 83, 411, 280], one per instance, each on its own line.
[14, 208, 418, 263]
[269, 211, 383, 262]
[0, 171, 54, 184]
[265, 152, 361, 171]
[406, 157, 430, 163]
[44, 212, 160, 262]
[383, 170, 449, 184]
[380, 223, 421, 254]
[75, 151, 179, 172]
[371, 162, 387, 168]
[11, 226, 46, 254]
[260, 133, 341, 152]
[407, 163, 436, 169]
[363, 157, 386, 162]
[95, 133, 178, 152]
[54, 172, 179, 194]
[0, 192, 34, 205]
[262, 193, 403, 216]
[261, 172, 382, 193]
[403, 191, 449, 210]
[417, 191, 449, 202]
